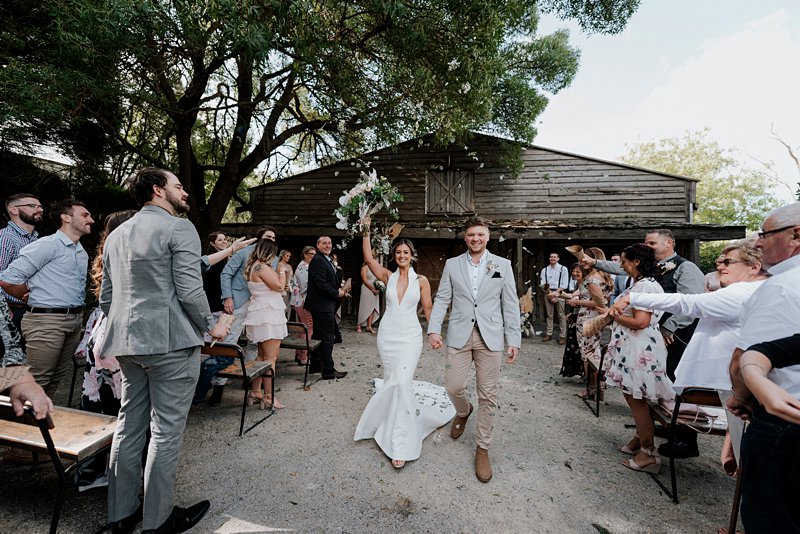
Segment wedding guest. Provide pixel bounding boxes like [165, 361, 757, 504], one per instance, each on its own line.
[0, 199, 94, 398]
[243, 239, 289, 409]
[703, 254, 726, 292]
[289, 246, 316, 365]
[357, 261, 381, 334]
[540, 253, 570, 343]
[604, 243, 673, 475]
[611, 239, 768, 465]
[331, 252, 345, 344]
[277, 249, 294, 319]
[559, 263, 583, 378]
[0, 193, 42, 338]
[567, 247, 612, 398]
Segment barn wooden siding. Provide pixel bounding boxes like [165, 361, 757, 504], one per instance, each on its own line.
[249, 133, 695, 226]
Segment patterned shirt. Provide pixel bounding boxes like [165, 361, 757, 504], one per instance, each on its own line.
[0, 298, 25, 366]
[0, 230, 88, 308]
[0, 221, 39, 306]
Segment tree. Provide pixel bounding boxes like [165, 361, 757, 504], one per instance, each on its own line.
[2, 0, 641, 236]
[621, 130, 783, 272]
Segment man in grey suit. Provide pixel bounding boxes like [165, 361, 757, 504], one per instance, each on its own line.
[101, 168, 229, 534]
[428, 217, 521, 483]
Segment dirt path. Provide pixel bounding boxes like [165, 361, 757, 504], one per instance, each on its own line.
[0, 321, 738, 533]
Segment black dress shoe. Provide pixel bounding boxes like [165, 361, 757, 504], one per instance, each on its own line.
[208, 386, 224, 406]
[142, 500, 210, 533]
[321, 370, 348, 380]
[658, 440, 700, 459]
[110, 503, 143, 534]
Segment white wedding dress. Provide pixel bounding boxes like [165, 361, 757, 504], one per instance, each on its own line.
[354, 267, 455, 461]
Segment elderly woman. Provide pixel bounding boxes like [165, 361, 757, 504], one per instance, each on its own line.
[290, 246, 316, 365]
[612, 238, 768, 463]
[604, 243, 673, 474]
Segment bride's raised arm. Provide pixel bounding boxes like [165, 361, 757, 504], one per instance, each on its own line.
[362, 228, 391, 284]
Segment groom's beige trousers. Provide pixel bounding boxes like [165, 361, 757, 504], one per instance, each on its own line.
[445, 326, 502, 450]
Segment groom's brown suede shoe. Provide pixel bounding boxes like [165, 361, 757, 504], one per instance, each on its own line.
[475, 446, 492, 482]
[450, 402, 473, 440]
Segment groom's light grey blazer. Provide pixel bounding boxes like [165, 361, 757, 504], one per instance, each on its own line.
[428, 252, 521, 352]
[100, 205, 215, 356]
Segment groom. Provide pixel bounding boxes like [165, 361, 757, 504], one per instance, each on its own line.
[428, 217, 521, 482]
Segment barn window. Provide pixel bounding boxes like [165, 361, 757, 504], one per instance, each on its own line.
[426, 169, 475, 214]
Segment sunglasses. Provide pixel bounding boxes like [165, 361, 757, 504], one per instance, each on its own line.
[715, 258, 742, 267]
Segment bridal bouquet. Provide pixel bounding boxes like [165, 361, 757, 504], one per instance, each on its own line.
[373, 280, 386, 293]
[334, 169, 403, 248]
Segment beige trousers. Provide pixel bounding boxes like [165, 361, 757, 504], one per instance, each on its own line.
[21, 312, 83, 398]
[544, 297, 566, 338]
[445, 327, 502, 449]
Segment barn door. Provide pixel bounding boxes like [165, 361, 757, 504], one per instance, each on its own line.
[426, 169, 474, 214]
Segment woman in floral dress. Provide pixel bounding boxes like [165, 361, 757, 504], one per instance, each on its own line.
[605, 243, 673, 474]
[567, 248, 612, 397]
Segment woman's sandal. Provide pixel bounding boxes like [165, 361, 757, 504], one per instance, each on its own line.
[264, 397, 285, 410]
[391, 459, 405, 469]
[247, 391, 263, 406]
[622, 447, 661, 474]
[616, 435, 641, 455]
[356, 325, 362, 333]
[366, 326, 375, 334]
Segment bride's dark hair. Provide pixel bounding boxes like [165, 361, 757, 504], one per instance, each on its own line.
[390, 238, 418, 264]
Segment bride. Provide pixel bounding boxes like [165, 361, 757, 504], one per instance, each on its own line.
[354, 228, 455, 468]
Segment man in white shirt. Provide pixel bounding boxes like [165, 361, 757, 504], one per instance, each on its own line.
[726, 202, 800, 533]
[539, 253, 569, 343]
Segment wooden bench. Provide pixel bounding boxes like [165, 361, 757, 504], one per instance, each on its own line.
[203, 342, 275, 436]
[648, 387, 729, 504]
[279, 321, 321, 390]
[0, 395, 116, 534]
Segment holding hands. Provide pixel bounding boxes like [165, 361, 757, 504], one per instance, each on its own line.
[428, 333, 443, 350]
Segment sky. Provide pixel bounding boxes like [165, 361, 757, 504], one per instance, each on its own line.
[535, 1, 800, 201]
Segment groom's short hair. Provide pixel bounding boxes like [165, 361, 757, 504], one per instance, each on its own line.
[464, 216, 490, 231]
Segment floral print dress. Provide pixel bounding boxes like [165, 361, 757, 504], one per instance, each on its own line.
[604, 277, 674, 400]
[575, 274, 611, 365]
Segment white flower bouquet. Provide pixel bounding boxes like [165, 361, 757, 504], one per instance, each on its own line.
[373, 280, 386, 293]
[334, 169, 403, 248]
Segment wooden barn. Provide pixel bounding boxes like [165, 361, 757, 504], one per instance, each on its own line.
[227, 132, 744, 318]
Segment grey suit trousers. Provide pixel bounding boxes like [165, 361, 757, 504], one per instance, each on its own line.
[108, 347, 201, 529]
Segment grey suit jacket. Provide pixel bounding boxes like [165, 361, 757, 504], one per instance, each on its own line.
[428, 252, 521, 352]
[100, 205, 214, 356]
[219, 244, 255, 310]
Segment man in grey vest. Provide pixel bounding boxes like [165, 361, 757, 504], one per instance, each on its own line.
[539, 253, 570, 343]
[101, 168, 229, 534]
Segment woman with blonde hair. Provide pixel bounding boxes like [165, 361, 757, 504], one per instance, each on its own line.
[565, 247, 613, 398]
[277, 249, 294, 319]
[357, 260, 381, 333]
[243, 239, 289, 409]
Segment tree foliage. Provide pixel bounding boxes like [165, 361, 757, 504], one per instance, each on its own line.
[2, 0, 640, 235]
[621, 129, 782, 232]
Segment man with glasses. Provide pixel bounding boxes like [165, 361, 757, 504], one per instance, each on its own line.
[726, 202, 800, 532]
[0, 194, 42, 336]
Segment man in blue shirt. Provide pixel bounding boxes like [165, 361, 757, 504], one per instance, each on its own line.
[0, 199, 93, 397]
[0, 193, 42, 336]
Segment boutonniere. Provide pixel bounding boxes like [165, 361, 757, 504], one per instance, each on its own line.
[486, 260, 498, 273]
[661, 261, 677, 273]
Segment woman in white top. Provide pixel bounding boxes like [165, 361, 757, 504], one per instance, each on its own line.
[611, 238, 768, 460]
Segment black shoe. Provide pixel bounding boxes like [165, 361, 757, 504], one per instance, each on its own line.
[142, 500, 210, 533]
[110, 504, 143, 534]
[321, 370, 348, 380]
[208, 386, 224, 406]
[658, 440, 700, 459]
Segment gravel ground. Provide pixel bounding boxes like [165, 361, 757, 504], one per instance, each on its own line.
[1, 320, 738, 534]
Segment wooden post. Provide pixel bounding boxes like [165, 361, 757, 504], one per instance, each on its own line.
[516, 238, 523, 296]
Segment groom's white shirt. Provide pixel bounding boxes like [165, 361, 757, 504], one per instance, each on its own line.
[428, 251, 521, 352]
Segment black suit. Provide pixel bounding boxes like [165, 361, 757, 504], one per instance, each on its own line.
[304, 253, 339, 374]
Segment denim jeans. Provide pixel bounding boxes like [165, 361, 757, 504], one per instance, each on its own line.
[193, 355, 234, 404]
[740, 407, 800, 533]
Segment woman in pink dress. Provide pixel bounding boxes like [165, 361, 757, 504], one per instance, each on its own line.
[243, 239, 289, 409]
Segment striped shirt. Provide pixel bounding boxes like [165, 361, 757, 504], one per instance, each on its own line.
[0, 230, 88, 308]
[0, 221, 39, 306]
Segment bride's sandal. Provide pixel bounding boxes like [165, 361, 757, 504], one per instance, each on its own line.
[616, 435, 641, 455]
[391, 459, 406, 469]
[622, 446, 661, 474]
